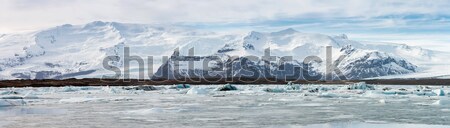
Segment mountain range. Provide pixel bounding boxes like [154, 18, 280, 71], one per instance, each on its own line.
[0, 21, 449, 80]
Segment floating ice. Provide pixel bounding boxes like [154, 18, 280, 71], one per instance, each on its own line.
[125, 108, 165, 115]
[318, 92, 351, 98]
[347, 82, 374, 90]
[23, 91, 39, 99]
[161, 89, 189, 94]
[379, 99, 387, 104]
[263, 86, 286, 93]
[59, 97, 106, 103]
[318, 92, 338, 98]
[432, 89, 445, 96]
[0, 99, 25, 107]
[0, 95, 24, 100]
[382, 91, 410, 95]
[175, 84, 191, 89]
[123, 85, 158, 91]
[61, 86, 80, 92]
[58, 97, 131, 103]
[0, 89, 39, 101]
[186, 87, 210, 95]
[382, 91, 396, 95]
[415, 91, 437, 96]
[433, 98, 450, 105]
[285, 82, 301, 90]
[216, 84, 238, 91]
[102, 86, 121, 94]
[0, 90, 20, 95]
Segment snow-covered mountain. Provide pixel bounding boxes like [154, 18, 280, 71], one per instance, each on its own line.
[0, 21, 448, 80]
[153, 29, 424, 80]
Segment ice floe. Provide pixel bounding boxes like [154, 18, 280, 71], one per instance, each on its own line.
[186, 87, 211, 95]
[216, 84, 238, 91]
[432, 88, 446, 96]
[0, 99, 25, 107]
[346, 82, 375, 90]
[433, 98, 450, 105]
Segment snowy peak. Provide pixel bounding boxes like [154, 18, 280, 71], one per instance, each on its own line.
[334, 34, 348, 40]
[337, 46, 417, 79]
[0, 21, 447, 80]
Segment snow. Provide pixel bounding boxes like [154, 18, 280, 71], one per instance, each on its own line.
[1, 22, 449, 79]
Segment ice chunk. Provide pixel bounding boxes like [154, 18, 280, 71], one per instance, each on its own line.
[433, 98, 450, 105]
[318, 92, 350, 98]
[379, 99, 386, 104]
[415, 92, 437, 96]
[102, 86, 121, 93]
[0, 95, 23, 99]
[186, 87, 210, 95]
[216, 84, 238, 91]
[0, 90, 38, 100]
[0, 90, 20, 95]
[318, 92, 338, 98]
[59, 97, 106, 103]
[382, 90, 410, 95]
[169, 84, 191, 89]
[0, 99, 25, 107]
[286, 82, 301, 90]
[123, 85, 158, 91]
[432, 89, 445, 96]
[177, 84, 190, 89]
[382, 87, 392, 91]
[161, 89, 189, 94]
[382, 91, 396, 95]
[23, 91, 39, 99]
[347, 82, 374, 90]
[263, 87, 286, 93]
[61, 86, 80, 92]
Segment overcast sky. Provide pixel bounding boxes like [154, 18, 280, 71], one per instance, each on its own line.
[1, 0, 450, 51]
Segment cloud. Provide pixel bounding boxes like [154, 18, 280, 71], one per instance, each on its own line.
[1, 0, 450, 32]
[0, 0, 450, 51]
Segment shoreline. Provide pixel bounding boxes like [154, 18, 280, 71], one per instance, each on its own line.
[1, 78, 450, 88]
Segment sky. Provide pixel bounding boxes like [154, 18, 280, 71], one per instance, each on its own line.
[1, 0, 450, 51]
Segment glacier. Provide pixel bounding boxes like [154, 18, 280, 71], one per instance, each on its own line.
[0, 21, 449, 80]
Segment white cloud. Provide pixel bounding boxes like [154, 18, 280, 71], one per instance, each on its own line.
[1, 0, 450, 33]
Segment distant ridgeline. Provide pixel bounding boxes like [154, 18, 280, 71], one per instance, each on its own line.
[1, 21, 441, 80]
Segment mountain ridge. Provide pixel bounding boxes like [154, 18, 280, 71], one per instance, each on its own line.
[0, 21, 448, 80]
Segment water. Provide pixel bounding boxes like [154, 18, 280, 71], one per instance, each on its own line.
[0, 85, 449, 127]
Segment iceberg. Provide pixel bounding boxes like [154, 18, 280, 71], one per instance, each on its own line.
[186, 87, 210, 95]
[347, 82, 375, 90]
[263, 87, 286, 93]
[285, 82, 301, 90]
[216, 84, 238, 91]
[432, 88, 445, 96]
